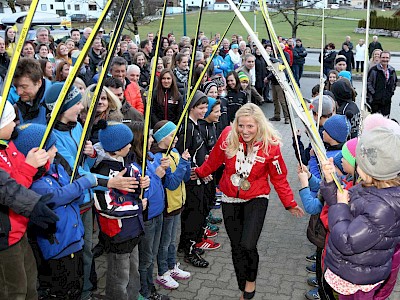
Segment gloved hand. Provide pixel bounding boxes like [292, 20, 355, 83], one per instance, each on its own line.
[30, 193, 59, 230]
[84, 173, 98, 187]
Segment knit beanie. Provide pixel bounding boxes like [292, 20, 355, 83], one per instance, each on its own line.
[363, 113, 400, 133]
[188, 91, 208, 111]
[0, 100, 16, 129]
[153, 121, 176, 143]
[311, 95, 334, 116]
[231, 44, 238, 49]
[99, 121, 133, 152]
[45, 83, 82, 114]
[331, 80, 353, 104]
[323, 114, 350, 143]
[238, 71, 249, 82]
[201, 81, 217, 96]
[356, 126, 400, 181]
[338, 71, 352, 82]
[14, 123, 57, 156]
[341, 137, 358, 167]
[205, 97, 218, 118]
[211, 74, 225, 87]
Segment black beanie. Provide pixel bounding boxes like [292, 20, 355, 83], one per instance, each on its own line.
[331, 80, 353, 104]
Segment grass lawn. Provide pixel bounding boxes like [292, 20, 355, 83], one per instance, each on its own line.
[117, 8, 400, 51]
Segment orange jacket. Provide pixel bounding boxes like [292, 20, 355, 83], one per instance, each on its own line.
[124, 82, 144, 115]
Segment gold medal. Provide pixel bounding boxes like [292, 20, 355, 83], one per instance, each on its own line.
[231, 174, 241, 187]
[240, 179, 251, 191]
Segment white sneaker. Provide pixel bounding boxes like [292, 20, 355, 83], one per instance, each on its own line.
[170, 262, 191, 280]
[156, 270, 179, 290]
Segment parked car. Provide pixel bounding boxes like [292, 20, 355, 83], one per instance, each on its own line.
[331, 4, 340, 9]
[69, 14, 87, 22]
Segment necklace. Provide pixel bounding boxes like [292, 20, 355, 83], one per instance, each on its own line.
[230, 143, 259, 191]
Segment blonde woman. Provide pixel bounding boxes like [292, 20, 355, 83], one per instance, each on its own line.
[80, 84, 123, 143]
[369, 48, 382, 70]
[194, 103, 304, 300]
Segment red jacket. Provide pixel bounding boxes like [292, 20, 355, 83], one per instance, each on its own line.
[124, 82, 144, 114]
[195, 127, 297, 208]
[0, 141, 41, 247]
[284, 46, 293, 66]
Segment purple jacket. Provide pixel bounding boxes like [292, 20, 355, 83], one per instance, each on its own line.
[321, 181, 400, 285]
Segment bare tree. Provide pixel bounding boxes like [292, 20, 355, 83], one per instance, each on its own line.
[6, 0, 16, 13]
[270, 0, 341, 38]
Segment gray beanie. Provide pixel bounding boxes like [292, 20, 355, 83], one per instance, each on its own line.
[356, 126, 400, 180]
[312, 95, 334, 116]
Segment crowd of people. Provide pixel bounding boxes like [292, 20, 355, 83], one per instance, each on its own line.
[0, 24, 399, 300]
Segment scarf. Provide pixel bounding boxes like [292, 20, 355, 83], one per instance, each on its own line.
[174, 67, 188, 84]
[228, 49, 241, 65]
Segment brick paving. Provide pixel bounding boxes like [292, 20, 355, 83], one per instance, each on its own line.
[93, 78, 400, 300]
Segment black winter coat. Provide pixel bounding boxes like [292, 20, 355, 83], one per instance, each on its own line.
[293, 45, 307, 65]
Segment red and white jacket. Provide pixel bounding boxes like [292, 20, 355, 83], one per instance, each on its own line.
[195, 127, 297, 209]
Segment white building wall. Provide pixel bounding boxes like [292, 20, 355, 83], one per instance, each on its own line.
[37, 0, 105, 18]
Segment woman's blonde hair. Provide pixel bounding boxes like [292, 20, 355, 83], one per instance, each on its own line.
[81, 84, 123, 122]
[362, 176, 400, 189]
[224, 103, 281, 158]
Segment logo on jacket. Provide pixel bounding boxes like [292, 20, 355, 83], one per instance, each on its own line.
[272, 160, 282, 175]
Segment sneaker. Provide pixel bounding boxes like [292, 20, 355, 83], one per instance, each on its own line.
[284, 118, 290, 124]
[304, 287, 320, 300]
[196, 238, 221, 250]
[269, 117, 281, 121]
[193, 247, 205, 256]
[170, 262, 191, 280]
[207, 212, 222, 224]
[306, 252, 317, 262]
[149, 286, 170, 300]
[306, 262, 316, 274]
[205, 228, 218, 238]
[307, 277, 319, 288]
[156, 270, 179, 290]
[205, 222, 220, 232]
[184, 252, 209, 268]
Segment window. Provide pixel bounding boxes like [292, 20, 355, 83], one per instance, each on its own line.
[89, 4, 97, 10]
[67, 4, 71, 9]
[56, 9, 66, 16]
[75, 4, 80, 10]
[55, 0, 65, 2]
[50, 4, 53, 9]
[0, 3, 3, 13]
[41, 4, 47, 10]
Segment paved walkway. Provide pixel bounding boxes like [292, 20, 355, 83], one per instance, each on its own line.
[93, 79, 400, 299]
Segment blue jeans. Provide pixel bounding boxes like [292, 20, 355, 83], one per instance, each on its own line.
[105, 247, 140, 300]
[138, 214, 163, 298]
[80, 208, 93, 300]
[292, 64, 304, 86]
[157, 213, 180, 275]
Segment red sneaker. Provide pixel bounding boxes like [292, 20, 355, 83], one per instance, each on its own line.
[196, 238, 221, 250]
[205, 228, 218, 238]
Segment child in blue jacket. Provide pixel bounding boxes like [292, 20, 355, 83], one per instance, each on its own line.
[13, 123, 98, 299]
[92, 121, 149, 300]
[151, 121, 192, 290]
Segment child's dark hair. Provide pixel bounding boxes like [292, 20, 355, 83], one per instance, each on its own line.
[311, 84, 320, 98]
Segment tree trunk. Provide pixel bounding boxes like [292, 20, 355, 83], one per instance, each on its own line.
[7, 0, 16, 13]
[292, 0, 299, 38]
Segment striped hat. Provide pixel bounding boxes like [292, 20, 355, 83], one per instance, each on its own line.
[238, 71, 249, 82]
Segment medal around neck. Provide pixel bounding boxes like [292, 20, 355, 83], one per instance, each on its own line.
[240, 178, 251, 191]
[231, 173, 241, 187]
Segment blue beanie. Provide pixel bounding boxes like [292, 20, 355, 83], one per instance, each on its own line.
[323, 114, 350, 143]
[14, 123, 57, 156]
[338, 71, 352, 82]
[99, 121, 133, 152]
[205, 97, 218, 118]
[153, 121, 176, 143]
[231, 44, 238, 49]
[44, 82, 82, 114]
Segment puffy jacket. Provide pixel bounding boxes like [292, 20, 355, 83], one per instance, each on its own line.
[30, 164, 90, 259]
[93, 157, 144, 253]
[195, 127, 297, 207]
[0, 141, 41, 249]
[125, 81, 144, 114]
[321, 181, 400, 285]
[293, 45, 307, 65]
